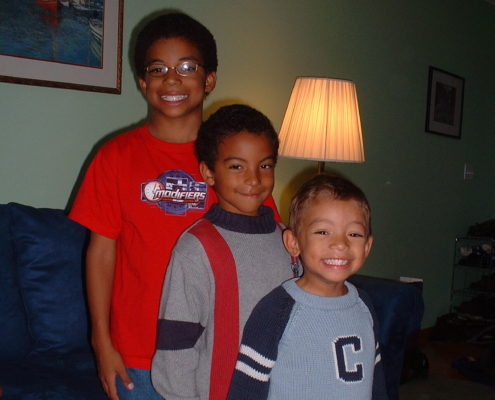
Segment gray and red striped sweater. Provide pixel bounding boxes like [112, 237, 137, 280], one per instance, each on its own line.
[151, 204, 299, 400]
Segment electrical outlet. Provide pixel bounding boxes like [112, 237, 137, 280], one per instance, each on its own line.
[464, 164, 474, 180]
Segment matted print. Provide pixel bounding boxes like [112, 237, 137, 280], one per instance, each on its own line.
[425, 66, 464, 139]
[0, 0, 123, 94]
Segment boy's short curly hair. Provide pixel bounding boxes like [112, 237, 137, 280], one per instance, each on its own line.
[134, 12, 218, 80]
[289, 174, 372, 238]
[195, 104, 279, 171]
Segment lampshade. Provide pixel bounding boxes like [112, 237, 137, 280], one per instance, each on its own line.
[278, 77, 365, 165]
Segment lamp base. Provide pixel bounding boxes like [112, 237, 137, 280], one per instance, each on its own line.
[318, 161, 326, 175]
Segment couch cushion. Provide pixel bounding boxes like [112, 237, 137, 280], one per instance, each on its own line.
[0, 352, 108, 399]
[0, 204, 31, 361]
[10, 203, 91, 356]
[348, 275, 424, 344]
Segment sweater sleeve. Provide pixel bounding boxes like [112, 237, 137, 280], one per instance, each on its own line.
[151, 233, 212, 400]
[227, 286, 295, 400]
[357, 288, 389, 400]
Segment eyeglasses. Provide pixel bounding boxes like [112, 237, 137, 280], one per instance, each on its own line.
[145, 61, 204, 77]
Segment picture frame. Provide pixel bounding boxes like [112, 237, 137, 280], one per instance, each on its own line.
[425, 66, 464, 139]
[0, 0, 123, 94]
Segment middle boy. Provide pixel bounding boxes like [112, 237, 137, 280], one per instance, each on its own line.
[151, 104, 299, 400]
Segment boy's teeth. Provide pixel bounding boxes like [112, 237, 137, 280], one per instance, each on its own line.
[324, 259, 348, 265]
[162, 95, 187, 101]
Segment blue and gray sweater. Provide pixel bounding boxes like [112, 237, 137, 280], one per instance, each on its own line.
[227, 279, 388, 400]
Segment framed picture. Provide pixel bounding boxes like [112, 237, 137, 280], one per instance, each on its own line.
[0, 0, 123, 94]
[425, 66, 465, 138]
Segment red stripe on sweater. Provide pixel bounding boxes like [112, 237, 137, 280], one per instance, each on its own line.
[189, 219, 239, 400]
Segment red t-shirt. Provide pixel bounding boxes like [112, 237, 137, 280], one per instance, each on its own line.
[69, 124, 280, 369]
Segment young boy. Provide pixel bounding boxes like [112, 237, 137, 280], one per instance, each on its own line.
[70, 13, 279, 400]
[68, 13, 218, 400]
[151, 104, 299, 400]
[227, 174, 388, 400]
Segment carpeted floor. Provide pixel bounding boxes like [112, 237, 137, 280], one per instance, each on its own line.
[398, 329, 495, 399]
[399, 373, 495, 399]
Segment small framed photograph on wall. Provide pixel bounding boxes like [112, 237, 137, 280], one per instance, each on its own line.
[425, 66, 464, 139]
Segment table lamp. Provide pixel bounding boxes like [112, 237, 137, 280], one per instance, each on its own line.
[278, 77, 365, 174]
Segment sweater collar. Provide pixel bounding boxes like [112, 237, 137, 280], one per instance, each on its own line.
[204, 204, 276, 234]
[282, 278, 358, 310]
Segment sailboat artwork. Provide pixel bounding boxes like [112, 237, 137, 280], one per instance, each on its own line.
[35, 0, 58, 13]
[0, 0, 105, 68]
[89, 18, 103, 59]
[73, 0, 103, 19]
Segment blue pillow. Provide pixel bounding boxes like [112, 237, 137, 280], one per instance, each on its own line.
[10, 203, 91, 356]
[0, 204, 31, 361]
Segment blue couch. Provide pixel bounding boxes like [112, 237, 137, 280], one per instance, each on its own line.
[347, 274, 424, 399]
[0, 202, 424, 400]
[0, 203, 107, 400]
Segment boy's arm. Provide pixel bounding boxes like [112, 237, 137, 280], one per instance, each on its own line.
[151, 236, 210, 400]
[371, 352, 388, 400]
[370, 321, 388, 400]
[86, 232, 133, 400]
[356, 288, 389, 400]
[227, 286, 294, 400]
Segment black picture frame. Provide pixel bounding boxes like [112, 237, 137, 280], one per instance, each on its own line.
[425, 66, 464, 139]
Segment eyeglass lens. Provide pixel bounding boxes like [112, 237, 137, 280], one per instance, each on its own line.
[146, 62, 199, 77]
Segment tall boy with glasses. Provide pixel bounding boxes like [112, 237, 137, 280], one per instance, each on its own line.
[69, 13, 279, 400]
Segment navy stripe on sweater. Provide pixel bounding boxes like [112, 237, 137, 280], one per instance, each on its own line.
[156, 319, 204, 350]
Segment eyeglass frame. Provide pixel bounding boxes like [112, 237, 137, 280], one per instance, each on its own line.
[144, 61, 205, 78]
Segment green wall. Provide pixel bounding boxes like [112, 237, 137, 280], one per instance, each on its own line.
[1, 0, 495, 327]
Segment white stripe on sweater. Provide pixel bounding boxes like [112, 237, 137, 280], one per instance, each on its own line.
[239, 344, 276, 368]
[235, 360, 270, 382]
[375, 343, 381, 365]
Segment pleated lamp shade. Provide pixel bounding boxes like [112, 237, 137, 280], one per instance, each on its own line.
[278, 77, 365, 167]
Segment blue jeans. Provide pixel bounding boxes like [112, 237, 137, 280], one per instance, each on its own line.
[116, 368, 163, 400]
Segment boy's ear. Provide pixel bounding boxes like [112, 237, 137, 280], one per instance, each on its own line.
[138, 77, 147, 96]
[364, 235, 373, 260]
[199, 161, 215, 187]
[283, 229, 300, 258]
[205, 71, 216, 94]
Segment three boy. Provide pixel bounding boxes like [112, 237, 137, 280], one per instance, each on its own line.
[70, 9, 384, 400]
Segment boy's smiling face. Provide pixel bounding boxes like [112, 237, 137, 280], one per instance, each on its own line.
[283, 196, 373, 297]
[139, 37, 216, 142]
[200, 130, 275, 217]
